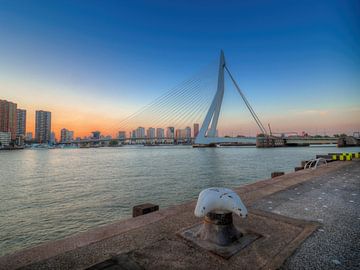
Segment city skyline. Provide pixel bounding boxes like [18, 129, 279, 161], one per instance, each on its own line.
[0, 1, 359, 137]
[0, 97, 358, 140]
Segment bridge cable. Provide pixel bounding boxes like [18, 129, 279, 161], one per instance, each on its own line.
[225, 66, 268, 135]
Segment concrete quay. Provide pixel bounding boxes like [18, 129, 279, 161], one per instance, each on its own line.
[0, 161, 358, 270]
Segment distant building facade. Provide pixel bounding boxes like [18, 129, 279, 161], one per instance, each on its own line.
[135, 127, 145, 138]
[147, 127, 155, 139]
[35, 110, 51, 143]
[175, 127, 191, 141]
[193, 123, 199, 138]
[60, 128, 74, 143]
[0, 132, 11, 147]
[185, 126, 191, 139]
[0, 99, 17, 140]
[156, 128, 164, 139]
[166, 127, 174, 139]
[91, 131, 101, 139]
[16, 109, 26, 137]
[175, 129, 184, 140]
[50, 132, 56, 144]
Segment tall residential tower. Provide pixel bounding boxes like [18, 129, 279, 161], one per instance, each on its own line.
[0, 99, 17, 140]
[35, 110, 51, 143]
[16, 109, 26, 137]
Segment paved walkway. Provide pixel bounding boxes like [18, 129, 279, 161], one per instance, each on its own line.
[252, 161, 360, 269]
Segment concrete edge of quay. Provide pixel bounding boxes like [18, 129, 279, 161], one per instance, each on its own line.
[0, 160, 354, 269]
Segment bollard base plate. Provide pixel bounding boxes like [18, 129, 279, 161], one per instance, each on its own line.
[178, 223, 261, 259]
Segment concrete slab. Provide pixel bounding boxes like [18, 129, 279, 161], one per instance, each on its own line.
[252, 161, 360, 269]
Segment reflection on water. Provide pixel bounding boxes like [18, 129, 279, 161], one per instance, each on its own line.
[0, 145, 359, 256]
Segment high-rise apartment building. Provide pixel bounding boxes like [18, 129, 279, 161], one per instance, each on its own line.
[156, 128, 164, 139]
[16, 109, 26, 137]
[175, 127, 191, 141]
[193, 123, 199, 138]
[175, 129, 183, 140]
[35, 110, 51, 143]
[166, 127, 174, 139]
[135, 127, 145, 138]
[185, 126, 191, 139]
[50, 132, 56, 144]
[147, 127, 155, 139]
[0, 99, 17, 140]
[60, 128, 74, 143]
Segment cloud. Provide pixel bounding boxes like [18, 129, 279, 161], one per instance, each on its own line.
[295, 110, 329, 116]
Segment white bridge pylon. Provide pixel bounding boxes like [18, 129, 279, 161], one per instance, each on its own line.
[194, 50, 268, 145]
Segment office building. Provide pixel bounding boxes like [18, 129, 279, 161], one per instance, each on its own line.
[60, 128, 74, 143]
[50, 132, 56, 144]
[35, 110, 51, 143]
[175, 128, 191, 141]
[16, 109, 26, 137]
[147, 127, 155, 139]
[135, 127, 145, 138]
[156, 128, 164, 139]
[175, 129, 184, 140]
[193, 123, 199, 137]
[0, 99, 17, 140]
[185, 126, 191, 139]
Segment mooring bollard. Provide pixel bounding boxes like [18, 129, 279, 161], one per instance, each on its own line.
[179, 187, 260, 258]
[271, 172, 285, 178]
[132, 203, 159, 217]
[193, 187, 247, 246]
[294, 166, 303, 172]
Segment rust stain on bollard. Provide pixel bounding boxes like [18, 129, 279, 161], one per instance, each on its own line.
[301, 161, 308, 167]
[133, 203, 159, 217]
[271, 172, 285, 178]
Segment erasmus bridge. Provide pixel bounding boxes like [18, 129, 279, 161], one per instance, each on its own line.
[71, 51, 338, 147]
[114, 50, 268, 146]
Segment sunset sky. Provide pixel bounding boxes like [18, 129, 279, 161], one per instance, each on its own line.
[0, 0, 359, 138]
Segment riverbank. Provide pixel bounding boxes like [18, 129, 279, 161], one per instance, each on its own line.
[0, 160, 358, 269]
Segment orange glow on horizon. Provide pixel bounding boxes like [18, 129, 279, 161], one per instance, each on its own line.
[21, 105, 360, 139]
[4, 91, 360, 139]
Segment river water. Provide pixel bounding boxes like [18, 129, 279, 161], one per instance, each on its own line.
[0, 145, 359, 256]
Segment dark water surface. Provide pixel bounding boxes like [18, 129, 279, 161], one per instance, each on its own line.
[1, 145, 359, 256]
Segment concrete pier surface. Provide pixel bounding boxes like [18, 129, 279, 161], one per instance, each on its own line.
[0, 161, 358, 269]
